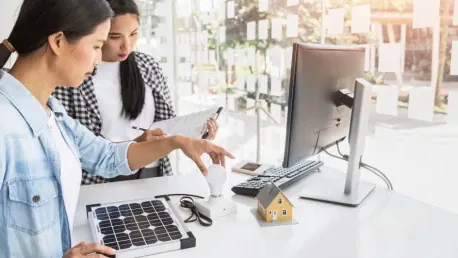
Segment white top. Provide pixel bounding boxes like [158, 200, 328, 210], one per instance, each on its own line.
[48, 111, 82, 234]
[73, 169, 458, 258]
[93, 61, 158, 168]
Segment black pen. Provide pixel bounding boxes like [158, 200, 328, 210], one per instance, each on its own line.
[132, 126, 147, 132]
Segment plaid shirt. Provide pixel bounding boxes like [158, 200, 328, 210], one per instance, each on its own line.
[53, 52, 176, 185]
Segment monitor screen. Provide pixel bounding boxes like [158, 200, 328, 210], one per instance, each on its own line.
[283, 43, 365, 168]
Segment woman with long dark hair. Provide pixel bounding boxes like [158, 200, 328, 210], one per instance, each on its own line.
[0, 0, 232, 256]
[53, 0, 219, 184]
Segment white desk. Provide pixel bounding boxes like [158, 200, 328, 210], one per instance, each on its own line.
[73, 168, 458, 258]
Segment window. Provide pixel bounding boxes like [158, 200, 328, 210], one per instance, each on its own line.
[282, 210, 287, 216]
[148, 0, 457, 215]
[269, 210, 272, 215]
[278, 198, 283, 204]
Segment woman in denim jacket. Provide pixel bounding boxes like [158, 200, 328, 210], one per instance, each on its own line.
[0, 0, 233, 257]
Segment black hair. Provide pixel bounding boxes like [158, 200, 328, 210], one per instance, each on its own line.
[106, 0, 145, 120]
[0, 0, 113, 68]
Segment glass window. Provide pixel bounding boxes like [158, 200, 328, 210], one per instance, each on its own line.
[135, 0, 458, 214]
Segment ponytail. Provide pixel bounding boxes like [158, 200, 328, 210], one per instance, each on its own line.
[107, 0, 145, 120]
[120, 52, 146, 120]
[0, 40, 15, 69]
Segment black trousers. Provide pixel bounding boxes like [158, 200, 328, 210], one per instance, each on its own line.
[108, 167, 160, 182]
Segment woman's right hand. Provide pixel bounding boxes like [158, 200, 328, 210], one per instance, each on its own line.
[63, 242, 116, 258]
[176, 136, 234, 176]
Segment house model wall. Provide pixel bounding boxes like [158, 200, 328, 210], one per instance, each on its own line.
[256, 183, 293, 222]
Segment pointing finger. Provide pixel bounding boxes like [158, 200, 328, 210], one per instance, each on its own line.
[219, 152, 226, 168]
[209, 152, 219, 165]
[191, 155, 208, 176]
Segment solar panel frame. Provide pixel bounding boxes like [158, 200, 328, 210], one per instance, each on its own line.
[86, 197, 196, 257]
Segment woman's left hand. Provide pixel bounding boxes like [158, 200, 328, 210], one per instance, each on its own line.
[205, 118, 219, 140]
[134, 128, 167, 143]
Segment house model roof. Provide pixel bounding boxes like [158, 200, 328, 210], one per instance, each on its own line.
[256, 183, 294, 208]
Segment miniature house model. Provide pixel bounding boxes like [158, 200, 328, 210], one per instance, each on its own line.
[256, 183, 293, 222]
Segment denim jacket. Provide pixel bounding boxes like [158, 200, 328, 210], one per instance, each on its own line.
[0, 70, 136, 257]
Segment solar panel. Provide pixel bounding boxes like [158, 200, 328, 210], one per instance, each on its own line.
[86, 198, 196, 258]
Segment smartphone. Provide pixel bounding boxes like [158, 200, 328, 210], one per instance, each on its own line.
[232, 161, 273, 176]
[202, 107, 223, 139]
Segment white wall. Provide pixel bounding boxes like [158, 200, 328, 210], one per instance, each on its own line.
[0, 0, 22, 68]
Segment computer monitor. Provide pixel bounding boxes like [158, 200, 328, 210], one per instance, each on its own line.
[283, 43, 375, 206]
[283, 43, 364, 168]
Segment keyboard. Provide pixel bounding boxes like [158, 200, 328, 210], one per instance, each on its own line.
[231, 159, 324, 197]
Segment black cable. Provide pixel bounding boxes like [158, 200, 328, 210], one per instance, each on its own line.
[311, 130, 321, 156]
[155, 193, 213, 226]
[158, 193, 205, 199]
[179, 196, 213, 227]
[322, 147, 347, 162]
[335, 142, 393, 190]
[361, 162, 393, 190]
[322, 145, 393, 190]
[323, 148, 391, 190]
[336, 142, 345, 157]
[360, 163, 393, 190]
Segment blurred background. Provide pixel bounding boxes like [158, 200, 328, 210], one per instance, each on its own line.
[2, 0, 458, 213]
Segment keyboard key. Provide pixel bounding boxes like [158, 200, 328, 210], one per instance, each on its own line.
[232, 160, 323, 197]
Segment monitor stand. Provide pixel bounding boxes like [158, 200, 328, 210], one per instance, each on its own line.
[298, 78, 375, 207]
[298, 173, 375, 207]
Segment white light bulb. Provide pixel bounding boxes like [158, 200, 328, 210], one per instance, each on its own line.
[206, 164, 227, 197]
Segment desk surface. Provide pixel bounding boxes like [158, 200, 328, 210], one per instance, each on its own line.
[73, 168, 458, 258]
